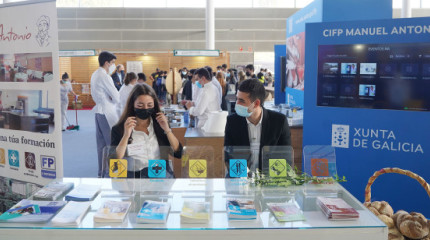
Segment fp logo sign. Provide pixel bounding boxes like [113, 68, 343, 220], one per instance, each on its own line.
[41, 155, 56, 179]
[332, 124, 349, 148]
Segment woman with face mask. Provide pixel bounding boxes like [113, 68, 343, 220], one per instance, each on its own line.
[111, 84, 182, 178]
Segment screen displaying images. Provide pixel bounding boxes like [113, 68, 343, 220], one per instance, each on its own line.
[317, 43, 430, 111]
[360, 63, 377, 75]
[341, 63, 357, 74]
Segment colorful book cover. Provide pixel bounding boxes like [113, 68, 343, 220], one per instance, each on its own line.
[137, 200, 170, 223]
[226, 199, 257, 220]
[0, 199, 66, 222]
[180, 200, 210, 223]
[267, 202, 306, 222]
[94, 200, 131, 223]
[33, 181, 74, 200]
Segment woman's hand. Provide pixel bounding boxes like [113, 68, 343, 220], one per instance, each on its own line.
[155, 112, 170, 133]
[124, 116, 136, 138]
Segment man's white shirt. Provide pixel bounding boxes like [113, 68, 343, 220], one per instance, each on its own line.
[91, 67, 120, 128]
[189, 81, 221, 128]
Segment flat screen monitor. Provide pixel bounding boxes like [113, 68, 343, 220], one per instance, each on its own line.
[317, 43, 430, 111]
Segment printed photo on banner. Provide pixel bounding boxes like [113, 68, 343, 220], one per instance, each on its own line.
[0, 89, 54, 133]
[0, 52, 53, 82]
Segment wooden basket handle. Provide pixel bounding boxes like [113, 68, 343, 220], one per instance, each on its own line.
[364, 167, 430, 203]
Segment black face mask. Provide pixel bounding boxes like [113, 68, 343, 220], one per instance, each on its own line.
[134, 108, 154, 120]
[246, 72, 251, 77]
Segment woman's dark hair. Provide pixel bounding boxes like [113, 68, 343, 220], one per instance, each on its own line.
[124, 72, 137, 86]
[116, 84, 161, 127]
[61, 72, 69, 80]
[98, 51, 116, 67]
[238, 78, 266, 106]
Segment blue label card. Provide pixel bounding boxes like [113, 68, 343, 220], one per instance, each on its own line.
[229, 159, 247, 178]
[148, 160, 166, 178]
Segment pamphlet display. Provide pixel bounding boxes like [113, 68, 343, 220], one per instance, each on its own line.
[180, 200, 210, 223]
[316, 197, 359, 220]
[65, 184, 100, 201]
[137, 200, 171, 223]
[0, 0, 63, 186]
[303, 17, 430, 216]
[226, 199, 257, 220]
[0, 199, 66, 222]
[32, 181, 74, 200]
[93, 200, 131, 223]
[267, 202, 306, 222]
[51, 201, 91, 226]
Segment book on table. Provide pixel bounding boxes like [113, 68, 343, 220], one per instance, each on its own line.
[137, 200, 171, 224]
[316, 197, 359, 220]
[180, 200, 210, 223]
[267, 202, 306, 222]
[93, 200, 131, 223]
[51, 201, 92, 226]
[0, 199, 66, 223]
[65, 184, 100, 201]
[226, 199, 257, 220]
[32, 181, 74, 201]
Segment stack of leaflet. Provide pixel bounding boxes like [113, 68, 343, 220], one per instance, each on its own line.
[226, 199, 257, 220]
[51, 201, 92, 226]
[180, 200, 210, 223]
[93, 200, 131, 223]
[0, 199, 66, 223]
[137, 200, 171, 224]
[316, 197, 359, 220]
[65, 184, 100, 201]
[33, 181, 74, 200]
[267, 202, 306, 222]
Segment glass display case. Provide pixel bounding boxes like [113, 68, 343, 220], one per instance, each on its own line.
[0, 178, 387, 240]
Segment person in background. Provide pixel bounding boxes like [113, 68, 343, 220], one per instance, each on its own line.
[224, 79, 291, 174]
[226, 68, 237, 94]
[111, 64, 125, 91]
[205, 66, 222, 107]
[266, 72, 273, 87]
[222, 64, 228, 75]
[137, 72, 146, 84]
[119, 72, 137, 112]
[180, 67, 188, 81]
[216, 71, 228, 111]
[235, 70, 246, 94]
[91, 51, 120, 177]
[111, 84, 182, 178]
[216, 66, 222, 73]
[60, 72, 77, 131]
[245, 64, 257, 80]
[182, 69, 195, 101]
[257, 68, 266, 85]
[185, 68, 221, 128]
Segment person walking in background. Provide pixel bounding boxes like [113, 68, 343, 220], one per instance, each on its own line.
[60, 72, 77, 131]
[216, 71, 228, 111]
[119, 72, 137, 112]
[111, 84, 182, 178]
[91, 51, 120, 177]
[137, 72, 146, 84]
[236, 70, 246, 94]
[245, 64, 257, 80]
[111, 64, 125, 91]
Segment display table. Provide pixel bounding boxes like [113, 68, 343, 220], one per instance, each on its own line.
[0, 178, 387, 240]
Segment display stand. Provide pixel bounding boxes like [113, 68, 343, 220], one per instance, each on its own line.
[181, 146, 215, 178]
[261, 146, 294, 177]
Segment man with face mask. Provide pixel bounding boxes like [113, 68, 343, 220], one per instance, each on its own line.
[245, 64, 257, 80]
[111, 64, 125, 91]
[90, 51, 120, 177]
[224, 79, 291, 174]
[185, 68, 221, 128]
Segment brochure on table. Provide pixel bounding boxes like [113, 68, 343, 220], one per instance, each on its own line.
[303, 17, 430, 217]
[0, 0, 63, 186]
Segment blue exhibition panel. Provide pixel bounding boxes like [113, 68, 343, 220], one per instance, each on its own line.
[304, 17, 430, 216]
[279, 0, 392, 105]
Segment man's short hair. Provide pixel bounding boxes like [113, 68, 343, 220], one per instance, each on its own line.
[189, 69, 196, 75]
[195, 68, 211, 81]
[222, 64, 228, 69]
[245, 64, 254, 71]
[98, 51, 116, 67]
[217, 66, 222, 69]
[204, 66, 213, 79]
[238, 78, 266, 106]
[137, 73, 146, 81]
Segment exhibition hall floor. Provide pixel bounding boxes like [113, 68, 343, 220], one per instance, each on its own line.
[62, 110, 98, 177]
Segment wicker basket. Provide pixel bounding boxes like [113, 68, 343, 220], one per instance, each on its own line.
[364, 167, 430, 204]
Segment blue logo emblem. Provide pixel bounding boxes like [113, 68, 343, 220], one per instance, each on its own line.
[8, 150, 19, 167]
[148, 159, 166, 178]
[229, 159, 247, 178]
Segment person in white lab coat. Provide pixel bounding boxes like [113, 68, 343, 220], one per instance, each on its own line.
[185, 68, 221, 128]
[60, 72, 76, 131]
[118, 72, 137, 113]
[90, 51, 120, 177]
